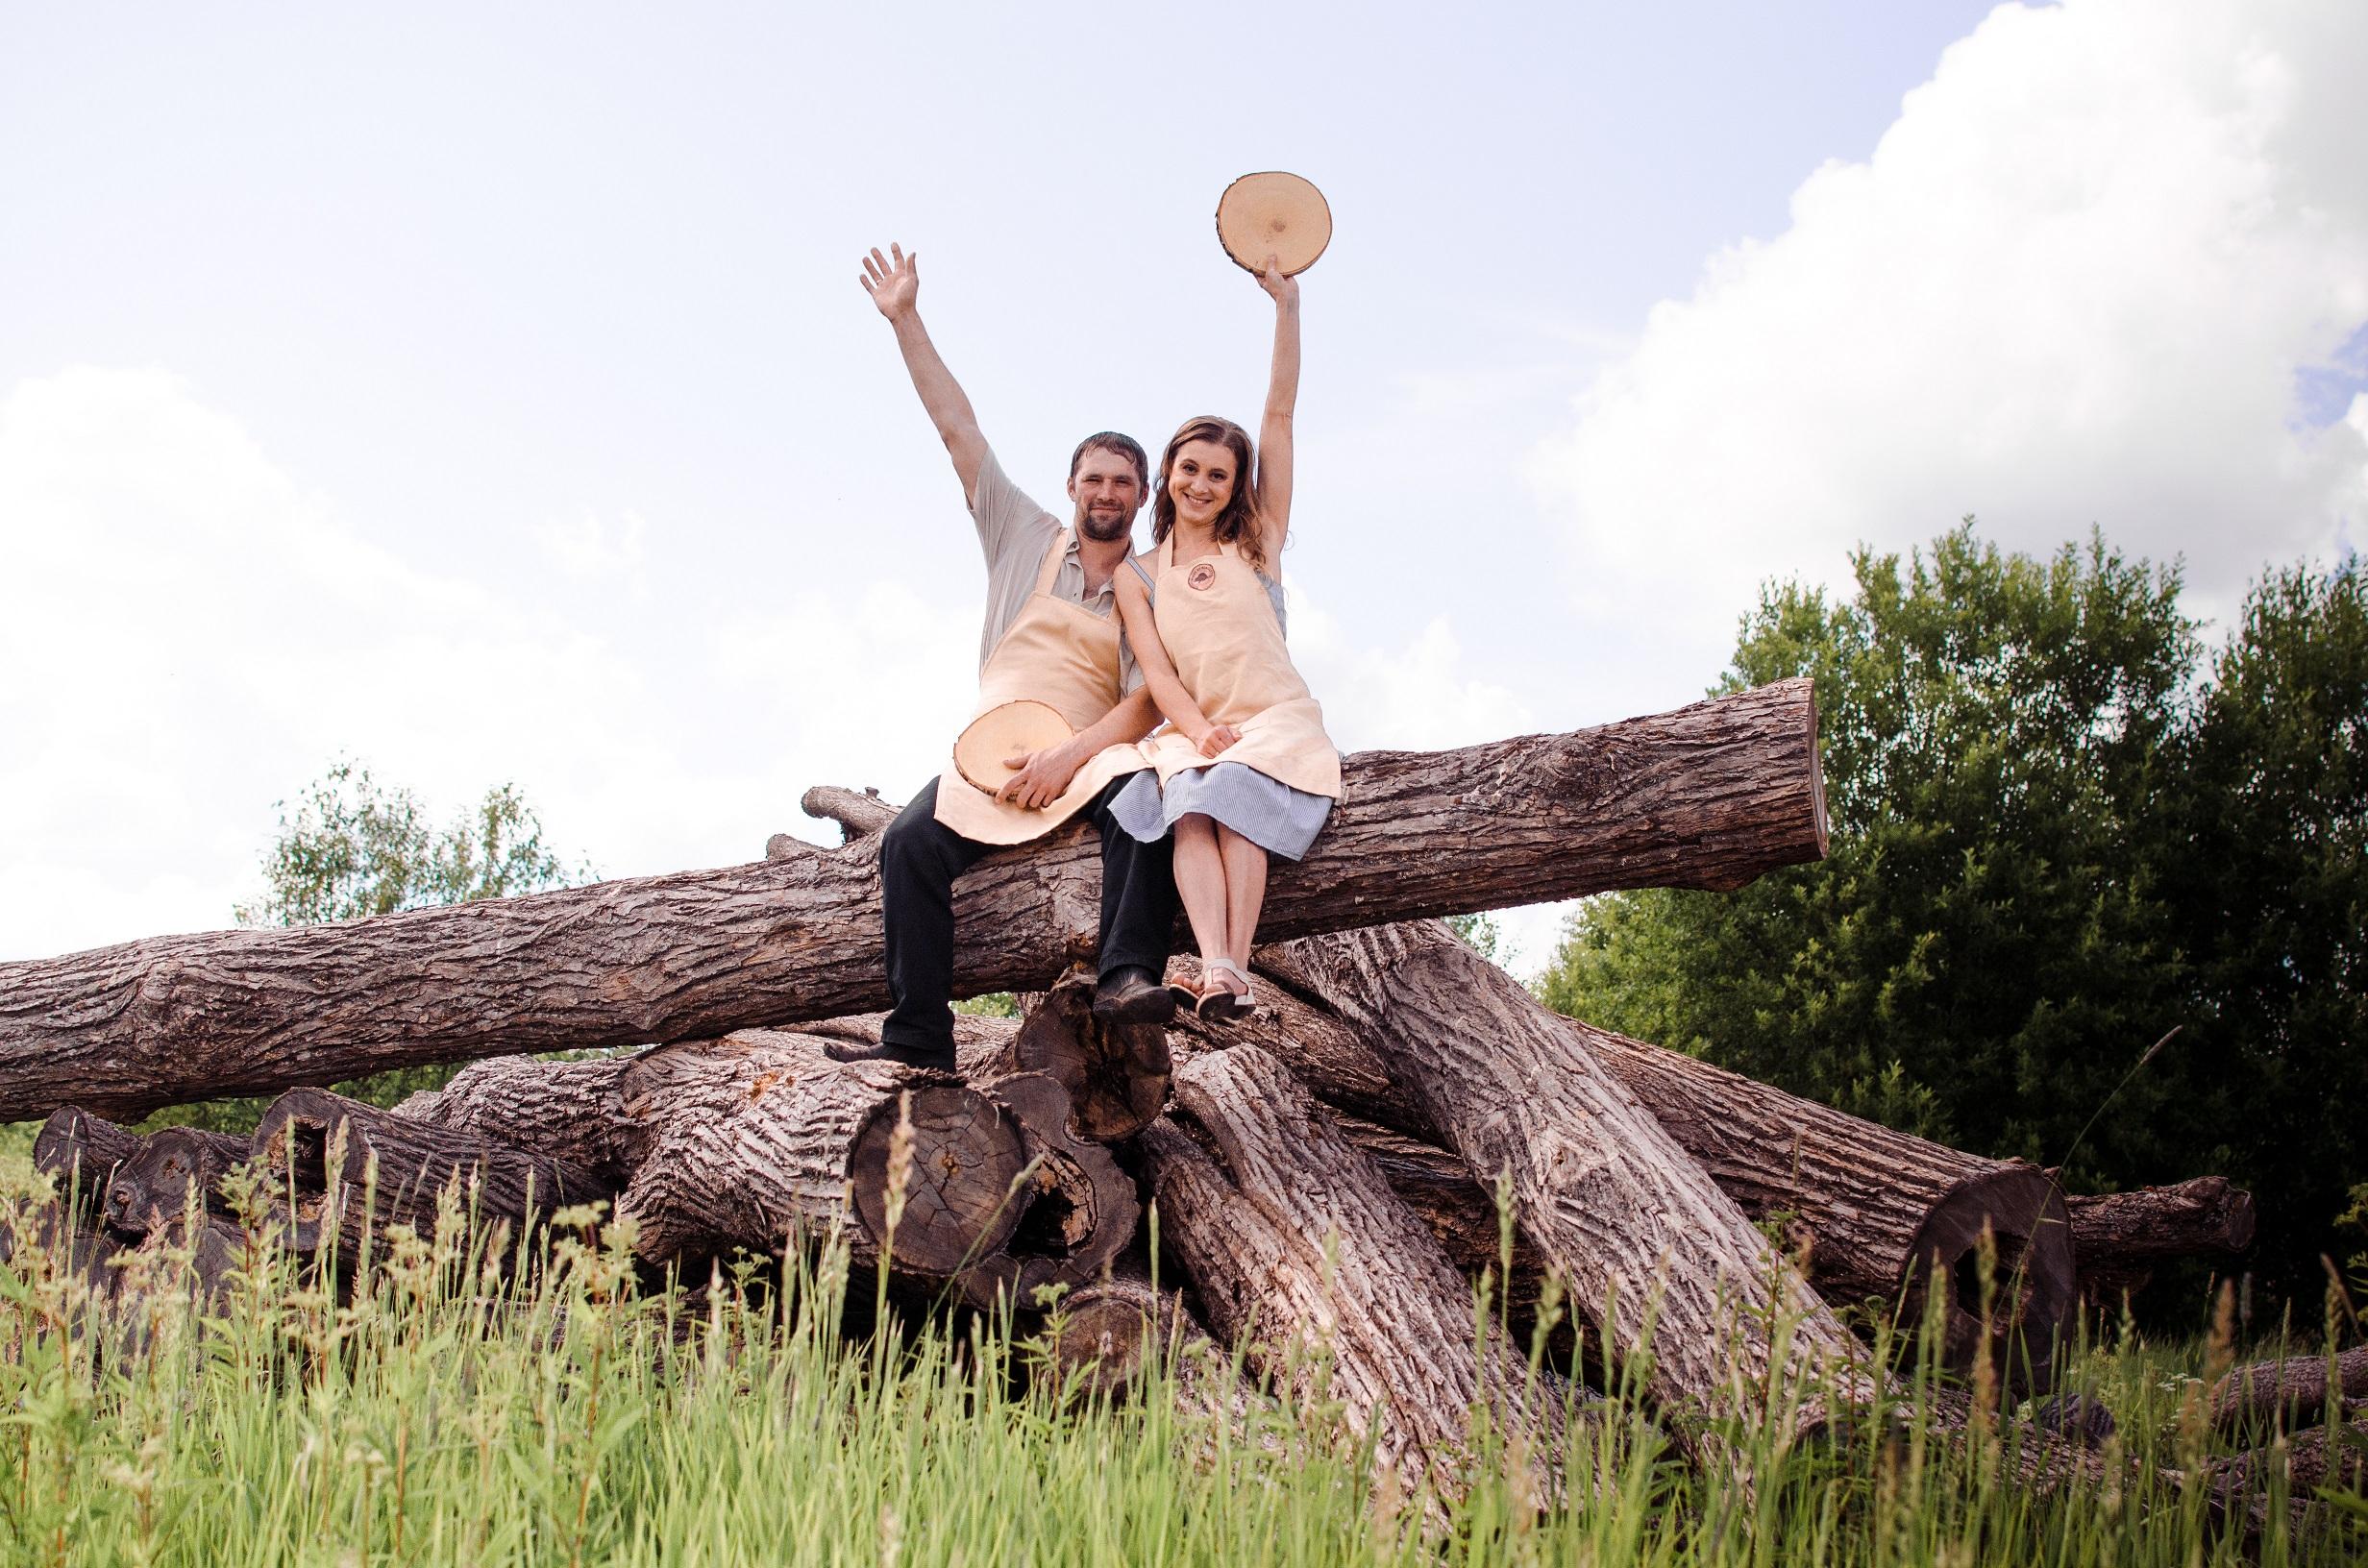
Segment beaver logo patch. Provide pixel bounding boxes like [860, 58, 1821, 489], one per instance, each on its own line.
[1186, 561, 1218, 592]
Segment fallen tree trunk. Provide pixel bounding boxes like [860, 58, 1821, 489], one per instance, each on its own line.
[32, 1107, 141, 1213]
[102, 1125, 249, 1235]
[1258, 921, 1883, 1452]
[394, 1053, 646, 1187]
[1140, 1045, 1574, 1507]
[612, 1033, 1025, 1285]
[2065, 1178, 2256, 1305]
[1247, 923, 2076, 1389]
[2210, 1346, 2368, 1433]
[252, 1089, 612, 1257]
[1, 680, 1828, 1121]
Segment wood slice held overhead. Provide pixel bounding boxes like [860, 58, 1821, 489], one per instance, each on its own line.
[1216, 171, 1332, 276]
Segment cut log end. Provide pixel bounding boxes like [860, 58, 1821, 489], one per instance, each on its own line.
[1902, 1165, 2076, 1390]
[998, 973, 1171, 1142]
[847, 1082, 1032, 1278]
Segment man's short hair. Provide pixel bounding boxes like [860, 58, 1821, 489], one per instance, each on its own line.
[1069, 431, 1148, 488]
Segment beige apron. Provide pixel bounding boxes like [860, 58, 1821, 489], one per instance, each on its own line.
[932, 529, 1151, 845]
[1136, 534, 1341, 799]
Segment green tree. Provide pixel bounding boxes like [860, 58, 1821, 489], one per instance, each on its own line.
[1541, 527, 2368, 1298]
[151, 762, 591, 1134]
[234, 758, 580, 925]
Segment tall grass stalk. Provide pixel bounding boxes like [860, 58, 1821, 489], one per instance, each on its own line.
[0, 1156, 2357, 1566]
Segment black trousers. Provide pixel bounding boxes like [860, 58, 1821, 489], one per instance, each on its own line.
[878, 774, 1178, 1055]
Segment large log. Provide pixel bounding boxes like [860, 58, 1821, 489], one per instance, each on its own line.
[2210, 1346, 2368, 1433]
[1259, 921, 1882, 1450]
[251, 1088, 612, 1257]
[1243, 923, 2076, 1388]
[0, 681, 1829, 1121]
[1140, 1045, 1574, 1506]
[394, 1053, 646, 1187]
[2065, 1177, 2256, 1305]
[612, 1033, 1024, 1282]
[103, 1125, 249, 1235]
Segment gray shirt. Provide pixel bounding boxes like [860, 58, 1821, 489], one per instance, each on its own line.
[971, 447, 1142, 692]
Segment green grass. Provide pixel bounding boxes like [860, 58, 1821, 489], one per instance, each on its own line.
[1, 1154, 2360, 1567]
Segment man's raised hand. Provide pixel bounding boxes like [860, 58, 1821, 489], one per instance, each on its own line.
[860, 244, 920, 320]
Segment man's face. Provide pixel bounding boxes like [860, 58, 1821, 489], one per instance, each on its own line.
[1068, 448, 1146, 545]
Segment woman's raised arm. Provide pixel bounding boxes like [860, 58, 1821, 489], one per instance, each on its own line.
[1252, 257, 1299, 562]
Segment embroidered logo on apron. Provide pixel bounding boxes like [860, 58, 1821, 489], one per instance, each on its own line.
[1187, 561, 1218, 592]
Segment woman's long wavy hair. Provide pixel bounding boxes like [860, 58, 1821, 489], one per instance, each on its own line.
[1150, 416, 1267, 574]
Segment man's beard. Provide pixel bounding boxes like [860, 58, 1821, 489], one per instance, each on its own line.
[1076, 506, 1132, 544]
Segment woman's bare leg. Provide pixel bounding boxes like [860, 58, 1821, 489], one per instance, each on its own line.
[1215, 825, 1269, 987]
[1171, 813, 1231, 972]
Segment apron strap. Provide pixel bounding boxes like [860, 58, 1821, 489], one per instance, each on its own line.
[1029, 527, 1073, 596]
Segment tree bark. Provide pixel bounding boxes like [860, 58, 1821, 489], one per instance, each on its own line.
[102, 1125, 248, 1235]
[1140, 1044, 1574, 1507]
[1, 680, 1828, 1121]
[973, 972, 1169, 1142]
[394, 1053, 647, 1187]
[32, 1107, 141, 1215]
[2210, 1346, 2368, 1433]
[1258, 920, 1883, 1452]
[1251, 923, 2075, 1390]
[610, 1031, 1048, 1305]
[251, 1088, 612, 1258]
[2064, 1177, 2256, 1304]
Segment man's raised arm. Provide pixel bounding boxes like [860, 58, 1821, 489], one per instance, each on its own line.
[861, 243, 989, 507]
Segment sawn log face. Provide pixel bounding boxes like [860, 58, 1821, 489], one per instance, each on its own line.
[0, 681, 1825, 1120]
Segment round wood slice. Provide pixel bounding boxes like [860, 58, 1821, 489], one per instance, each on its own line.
[1216, 171, 1331, 277]
[953, 700, 1073, 796]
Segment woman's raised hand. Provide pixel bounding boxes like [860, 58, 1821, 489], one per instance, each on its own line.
[1256, 254, 1297, 308]
[860, 243, 920, 319]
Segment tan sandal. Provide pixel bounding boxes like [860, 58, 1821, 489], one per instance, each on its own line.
[1195, 958, 1257, 1025]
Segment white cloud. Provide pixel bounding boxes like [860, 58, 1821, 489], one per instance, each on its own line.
[534, 508, 648, 580]
[1286, 582, 1534, 753]
[1538, 0, 2368, 664]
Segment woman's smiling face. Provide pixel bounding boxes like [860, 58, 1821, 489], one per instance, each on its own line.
[1167, 439, 1237, 529]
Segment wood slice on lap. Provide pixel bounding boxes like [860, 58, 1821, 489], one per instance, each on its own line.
[252, 1088, 610, 1258]
[1258, 921, 1883, 1455]
[2210, 1346, 2368, 1433]
[1141, 1045, 1575, 1507]
[612, 1031, 1035, 1304]
[103, 1126, 248, 1237]
[0, 681, 1829, 1121]
[1254, 922, 2075, 1392]
[395, 1053, 645, 1188]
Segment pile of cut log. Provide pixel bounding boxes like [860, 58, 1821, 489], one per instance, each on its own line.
[3, 680, 2293, 1504]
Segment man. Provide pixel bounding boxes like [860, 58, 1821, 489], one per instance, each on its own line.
[831, 242, 1179, 1073]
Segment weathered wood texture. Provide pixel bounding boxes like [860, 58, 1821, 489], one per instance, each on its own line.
[252, 1088, 611, 1256]
[979, 973, 1170, 1142]
[610, 1032, 1034, 1298]
[395, 1053, 646, 1187]
[0, 681, 1827, 1120]
[33, 1107, 142, 1213]
[1259, 921, 1881, 1446]
[1251, 923, 2074, 1388]
[104, 1126, 248, 1234]
[2209, 1346, 2368, 1433]
[1040, 1265, 1213, 1402]
[2065, 1177, 2256, 1303]
[1141, 1045, 1573, 1506]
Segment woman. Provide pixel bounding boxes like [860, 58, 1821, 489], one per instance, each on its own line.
[1109, 257, 1341, 1021]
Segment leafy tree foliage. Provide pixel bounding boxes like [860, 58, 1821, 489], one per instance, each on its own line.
[1541, 525, 2365, 1298]
[149, 762, 589, 1134]
[234, 759, 580, 926]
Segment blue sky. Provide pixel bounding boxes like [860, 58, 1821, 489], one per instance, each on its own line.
[4, 1, 2363, 967]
